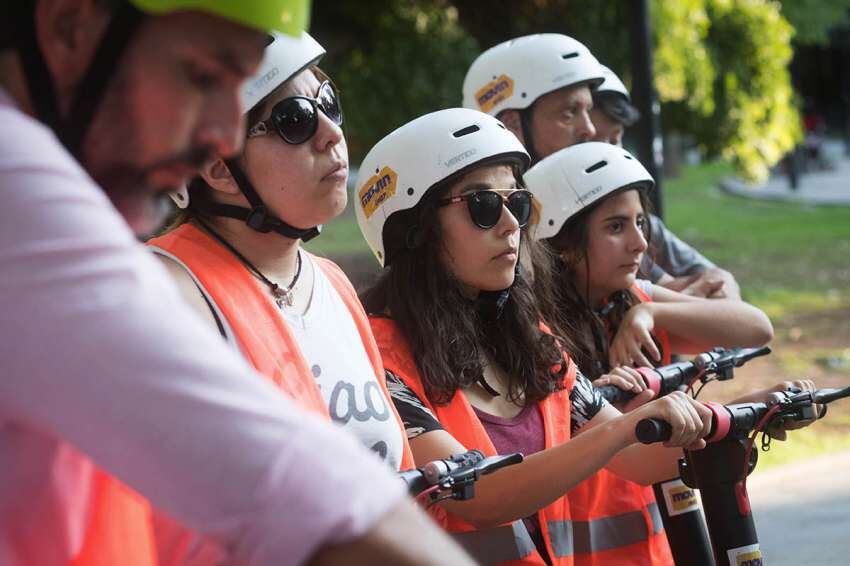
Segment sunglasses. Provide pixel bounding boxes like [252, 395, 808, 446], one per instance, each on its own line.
[438, 189, 534, 229]
[247, 80, 343, 145]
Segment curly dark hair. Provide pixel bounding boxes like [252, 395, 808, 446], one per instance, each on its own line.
[362, 163, 571, 406]
[538, 185, 660, 379]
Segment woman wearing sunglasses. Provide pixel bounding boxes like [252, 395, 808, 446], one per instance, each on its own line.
[356, 108, 716, 566]
[147, 32, 415, 562]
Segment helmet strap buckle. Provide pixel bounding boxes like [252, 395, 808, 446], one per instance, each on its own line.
[246, 206, 272, 232]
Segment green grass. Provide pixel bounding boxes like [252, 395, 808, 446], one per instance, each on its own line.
[663, 162, 850, 317]
[756, 422, 850, 471]
[306, 206, 371, 257]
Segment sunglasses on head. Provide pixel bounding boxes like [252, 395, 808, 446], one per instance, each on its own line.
[247, 80, 343, 145]
[438, 189, 534, 229]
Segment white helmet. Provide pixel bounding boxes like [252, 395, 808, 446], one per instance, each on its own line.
[240, 31, 324, 112]
[597, 65, 630, 100]
[462, 34, 604, 117]
[355, 108, 530, 267]
[171, 31, 325, 209]
[525, 142, 654, 240]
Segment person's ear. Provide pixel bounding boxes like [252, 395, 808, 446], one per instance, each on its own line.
[200, 158, 242, 196]
[35, 0, 112, 103]
[498, 110, 525, 145]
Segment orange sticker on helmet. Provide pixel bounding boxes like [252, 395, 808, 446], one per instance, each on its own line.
[359, 166, 398, 219]
[475, 74, 514, 113]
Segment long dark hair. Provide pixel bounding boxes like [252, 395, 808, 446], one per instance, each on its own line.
[362, 163, 569, 406]
[539, 185, 657, 379]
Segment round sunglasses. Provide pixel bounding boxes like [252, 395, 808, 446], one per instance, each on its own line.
[438, 189, 534, 229]
[247, 80, 343, 145]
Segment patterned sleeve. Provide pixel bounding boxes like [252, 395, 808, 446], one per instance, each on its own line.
[569, 369, 610, 435]
[385, 370, 444, 439]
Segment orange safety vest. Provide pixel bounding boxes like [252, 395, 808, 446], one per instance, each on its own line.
[566, 282, 674, 566]
[148, 224, 415, 564]
[70, 472, 158, 566]
[371, 316, 577, 566]
[149, 223, 414, 467]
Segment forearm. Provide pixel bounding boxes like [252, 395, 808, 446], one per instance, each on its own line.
[606, 443, 683, 485]
[649, 300, 773, 351]
[432, 417, 633, 527]
[309, 500, 475, 566]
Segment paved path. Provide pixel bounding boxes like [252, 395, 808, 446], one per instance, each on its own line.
[721, 141, 850, 206]
[738, 448, 850, 565]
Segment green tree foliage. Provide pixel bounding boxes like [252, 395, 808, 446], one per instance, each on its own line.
[313, 1, 801, 181]
[311, 1, 479, 162]
[778, 0, 850, 45]
[657, 0, 801, 181]
[653, 0, 715, 116]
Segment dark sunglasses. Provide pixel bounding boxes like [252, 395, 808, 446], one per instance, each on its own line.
[247, 80, 343, 145]
[438, 189, 534, 229]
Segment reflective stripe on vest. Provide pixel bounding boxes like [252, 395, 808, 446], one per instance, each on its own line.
[648, 502, 664, 535]
[371, 316, 578, 566]
[572, 505, 664, 555]
[453, 521, 538, 564]
[546, 520, 574, 558]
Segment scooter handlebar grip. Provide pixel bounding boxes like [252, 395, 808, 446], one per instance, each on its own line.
[636, 418, 672, 444]
[704, 401, 731, 443]
[635, 366, 663, 396]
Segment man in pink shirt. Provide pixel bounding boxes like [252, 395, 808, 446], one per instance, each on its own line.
[0, 1, 472, 564]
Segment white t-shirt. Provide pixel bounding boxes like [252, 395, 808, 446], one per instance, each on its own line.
[0, 89, 404, 565]
[283, 255, 405, 470]
[634, 278, 654, 299]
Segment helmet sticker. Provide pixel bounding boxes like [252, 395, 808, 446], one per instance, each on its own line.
[475, 75, 514, 113]
[359, 166, 398, 219]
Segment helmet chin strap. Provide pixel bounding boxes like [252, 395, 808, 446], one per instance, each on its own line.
[475, 246, 522, 323]
[474, 249, 522, 397]
[203, 158, 321, 242]
[12, 1, 143, 159]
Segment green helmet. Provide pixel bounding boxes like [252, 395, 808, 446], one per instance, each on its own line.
[129, 0, 311, 35]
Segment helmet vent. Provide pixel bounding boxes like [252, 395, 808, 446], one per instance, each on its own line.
[624, 154, 634, 160]
[585, 160, 608, 174]
[562, 52, 580, 60]
[453, 125, 480, 138]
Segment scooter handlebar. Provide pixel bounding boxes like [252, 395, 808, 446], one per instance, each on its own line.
[598, 347, 772, 407]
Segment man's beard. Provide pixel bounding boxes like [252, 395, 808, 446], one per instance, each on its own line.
[91, 146, 213, 237]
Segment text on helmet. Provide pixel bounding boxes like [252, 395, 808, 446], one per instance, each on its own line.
[475, 75, 514, 113]
[359, 166, 398, 219]
[245, 67, 280, 105]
